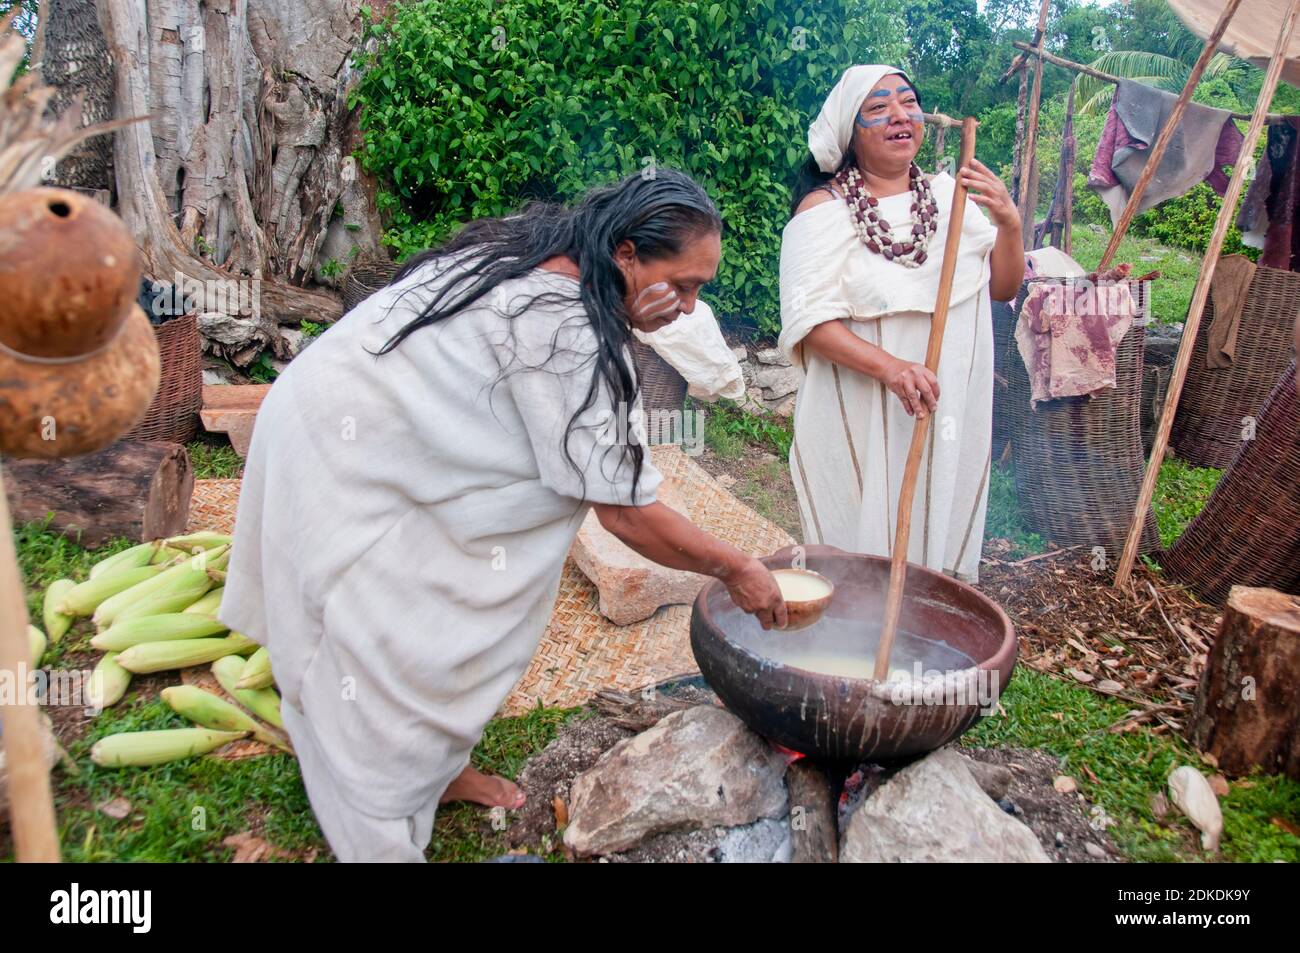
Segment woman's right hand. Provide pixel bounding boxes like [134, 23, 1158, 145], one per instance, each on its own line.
[884, 357, 940, 418]
[721, 556, 788, 630]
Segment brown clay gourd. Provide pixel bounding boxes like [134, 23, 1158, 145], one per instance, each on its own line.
[0, 188, 158, 459]
[0, 188, 141, 358]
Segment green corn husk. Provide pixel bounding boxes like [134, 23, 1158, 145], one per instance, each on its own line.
[110, 569, 216, 624]
[86, 652, 132, 711]
[235, 647, 274, 690]
[148, 545, 190, 565]
[42, 579, 76, 642]
[212, 654, 283, 728]
[161, 686, 290, 751]
[183, 587, 224, 615]
[59, 565, 167, 617]
[27, 625, 46, 670]
[91, 555, 193, 628]
[163, 531, 232, 552]
[116, 634, 254, 674]
[91, 614, 229, 652]
[88, 541, 161, 580]
[90, 727, 249, 767]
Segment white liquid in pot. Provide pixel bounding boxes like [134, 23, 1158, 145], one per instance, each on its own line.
[773, 570, 832, 602]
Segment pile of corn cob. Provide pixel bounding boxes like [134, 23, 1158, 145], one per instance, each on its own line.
[30, 532, 292, 767]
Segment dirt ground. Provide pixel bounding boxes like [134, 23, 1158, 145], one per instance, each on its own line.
[694, 445, 802, 541]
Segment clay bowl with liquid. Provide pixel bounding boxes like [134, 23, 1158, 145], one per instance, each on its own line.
[690, 545, 1017, 762]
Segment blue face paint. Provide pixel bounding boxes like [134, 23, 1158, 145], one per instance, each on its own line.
[855, 114, 890, 129]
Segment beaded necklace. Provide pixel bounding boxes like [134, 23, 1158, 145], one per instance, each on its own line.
[833, 161, 938, 267]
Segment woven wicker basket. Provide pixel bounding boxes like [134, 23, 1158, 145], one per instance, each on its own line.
[1007, 279, 1159, 558]
[630, 338, 687, 443]
[342, 256, 400, 313]
[122, 313, 203, 444]
[1163, 362, 1300, 603]
[991, 289, 1023, 459]
[1170, 264, 1300, 469]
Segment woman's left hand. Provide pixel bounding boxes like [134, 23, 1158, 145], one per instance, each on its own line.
[958, 158, 1020, 231]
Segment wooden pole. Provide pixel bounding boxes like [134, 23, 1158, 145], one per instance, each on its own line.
[1009, 41, 1286, 125]
[1096, 0, 1247, 270]
[1011, 66, 1029, 208]
[1114, 0, 1300, 589]
[874, 118, 978, 682]
[0, 461, 61, 861]
[1017, 0, 1053, 249]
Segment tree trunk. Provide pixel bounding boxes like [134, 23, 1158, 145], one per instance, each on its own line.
[1189, 586, 1300, 779]
[4, 440, 193, 547]
[92, 0, 389, 365]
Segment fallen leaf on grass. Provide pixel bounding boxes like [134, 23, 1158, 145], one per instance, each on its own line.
[1150, 792, 1170, 820]
[96, 797, 131, 820]
[1208, 774, 1230, 797]
[223, 831, 293, 863]
[1271, 817, 1300, 838]
[1053, 775, 1078, 794]
[1067, 668, 1095, 683]
[1096, 679, 1124, 694]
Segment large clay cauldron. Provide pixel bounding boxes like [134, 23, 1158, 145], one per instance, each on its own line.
[690, 545, 1017, 762]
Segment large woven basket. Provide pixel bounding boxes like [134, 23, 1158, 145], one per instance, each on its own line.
[1163, 362, 1299, 604]
[1170, 264, 1300, 468]
[123, 313, 203, 444]
[342, 256, 400, 313]
[991, 291, 1022, 460]
[1007, 279, 1159, 558]
[630, 338, 687, 442]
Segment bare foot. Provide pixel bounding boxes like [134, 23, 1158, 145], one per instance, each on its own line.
[439, 764, 526, 810]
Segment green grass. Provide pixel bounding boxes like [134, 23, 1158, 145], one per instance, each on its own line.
[966, 669, 1300, 863]
[983, 463, 1046, 557]
[701, 399, 792, 461]
[186, 438, 244, 479]
[987, 456, 1221, 557]
[1152, 458, 1223, 549]
[1069, 224, 1202, 327]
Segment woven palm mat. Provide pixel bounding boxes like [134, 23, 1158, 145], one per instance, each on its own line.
[500, 445, 796, 714]
[978, 540, 1223, 735]
[186, 451, 796, 717]
[187, 479, 242, 534]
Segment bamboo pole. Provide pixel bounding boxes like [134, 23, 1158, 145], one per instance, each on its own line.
[1017, 0, 1053, 248]
[1114, 0, 1300, 589]
[0, 461, 61, 861]
[874, 118, 978, 682]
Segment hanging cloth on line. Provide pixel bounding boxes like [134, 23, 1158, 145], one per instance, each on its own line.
[1237, 117, 1300, 272]
[1088, 79, 1244, 228]
[1014, 264, 1143, 408]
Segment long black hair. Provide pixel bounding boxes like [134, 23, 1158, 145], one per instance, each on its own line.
[789, 69, 925, 218]
[374, 168, 722, 504]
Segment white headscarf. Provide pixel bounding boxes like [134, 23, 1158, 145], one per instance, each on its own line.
[808, 64, 921, 173]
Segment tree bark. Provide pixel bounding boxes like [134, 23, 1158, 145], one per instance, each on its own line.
[1190, 586, 1300, 779]
[786, 760, 837, 863]
[92, 1, 389, 363]
[4, 440, 193, 547]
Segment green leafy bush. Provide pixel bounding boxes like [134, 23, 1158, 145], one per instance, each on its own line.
[350, 0, 908, 338]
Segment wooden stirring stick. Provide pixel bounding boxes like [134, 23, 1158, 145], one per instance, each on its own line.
[874, 117, 979, 682]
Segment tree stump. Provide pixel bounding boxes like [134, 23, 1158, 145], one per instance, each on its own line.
[1190, 586, 1300, 779]
[4, 440, 192, 547]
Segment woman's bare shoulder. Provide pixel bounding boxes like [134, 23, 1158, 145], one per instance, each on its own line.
[792, 187, 843, 219]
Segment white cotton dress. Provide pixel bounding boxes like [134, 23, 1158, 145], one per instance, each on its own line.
[778, 171, 998, 583]
[220, 257, 661, 858]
